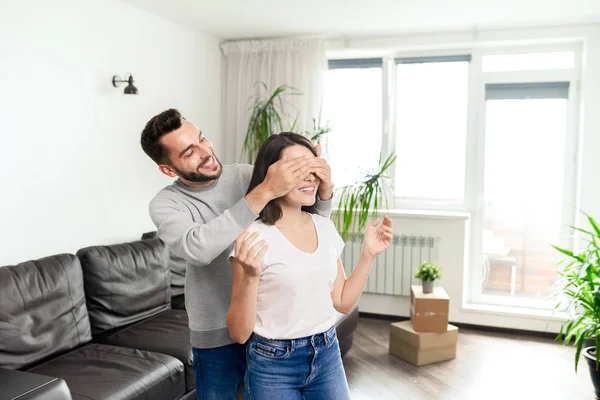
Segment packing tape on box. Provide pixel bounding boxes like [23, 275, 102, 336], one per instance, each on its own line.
[413, 312, 448, 317]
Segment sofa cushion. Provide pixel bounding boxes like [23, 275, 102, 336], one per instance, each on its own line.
[100, 309, 194, 392]
[141, 231, 186, 297]
[77, 239, 171, 335]
[334, 305, 359, 358]
[0, 366, 71, 400]
[27, 343, 185, 400]
[171, 294, 186, 310]
[0, 254, 91, 369]
[168, 251, 187, 297]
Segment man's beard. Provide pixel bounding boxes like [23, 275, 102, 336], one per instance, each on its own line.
[174, 157, 223, 183]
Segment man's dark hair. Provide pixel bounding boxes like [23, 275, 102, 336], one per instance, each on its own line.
[247, 132, 318, 225]
[141, 108, 184, 164]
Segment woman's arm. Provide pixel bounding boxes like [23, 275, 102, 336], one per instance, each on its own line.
[226, 231, 267, 344]
[330, 255, 374, 314]
[226, 258, 260, 343]
[331, 216, 393, 314]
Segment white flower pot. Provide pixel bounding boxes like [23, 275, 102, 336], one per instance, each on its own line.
[422, 280, 435, 294]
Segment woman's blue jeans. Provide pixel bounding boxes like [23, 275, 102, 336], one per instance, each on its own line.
[244, 325, 351, 400]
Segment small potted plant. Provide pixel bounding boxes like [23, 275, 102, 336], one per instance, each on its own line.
[414, 261, 442, 293]
[551, 212, 600, 397]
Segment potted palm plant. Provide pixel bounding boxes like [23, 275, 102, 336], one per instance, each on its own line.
[242, 82, 300, 163]
[551, 212, 600, 398]
[414, 261, 442, 293]
[335, 152, 397, 240]
[242, 82, 332, 163]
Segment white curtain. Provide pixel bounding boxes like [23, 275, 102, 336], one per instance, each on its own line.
[221, 38, 326, 164]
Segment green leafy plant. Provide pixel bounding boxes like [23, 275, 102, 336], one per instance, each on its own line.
[335, 152, 397, 240]
[306, 111, 331, 146]
[551, 212, 600, 372]
[242, 82, 300, 163]
[414, 261, 442, 282]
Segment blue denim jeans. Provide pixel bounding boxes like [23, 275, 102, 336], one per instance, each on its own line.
[244, 326, 351, 400]
[192, 342, 246, 400]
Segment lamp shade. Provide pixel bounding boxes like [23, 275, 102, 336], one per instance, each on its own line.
[124, 75, 138, 94]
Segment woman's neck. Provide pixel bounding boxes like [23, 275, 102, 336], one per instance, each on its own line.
[275, 202, 306, 228]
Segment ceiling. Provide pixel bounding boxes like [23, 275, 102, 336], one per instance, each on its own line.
[117, 0, 600, 40]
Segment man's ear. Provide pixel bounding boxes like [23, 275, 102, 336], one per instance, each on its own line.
[315, 143, 322, 157]
[159, 164, 178, 178]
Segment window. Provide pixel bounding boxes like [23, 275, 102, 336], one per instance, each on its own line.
[323, 59, 382, 188]
[481, 83, 570, 300]
[323, 56, 470, 204]
[394, 56, 470, 202]
[472, 49, 579, 309]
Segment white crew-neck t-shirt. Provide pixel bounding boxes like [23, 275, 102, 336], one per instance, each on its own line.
[230, 213, 345, 340]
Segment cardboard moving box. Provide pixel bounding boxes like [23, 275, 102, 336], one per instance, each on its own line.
[389, 320, 458, 366]
[410, 285, 449, 333]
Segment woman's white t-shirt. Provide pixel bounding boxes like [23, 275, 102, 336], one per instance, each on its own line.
[230, 213, 345, 340]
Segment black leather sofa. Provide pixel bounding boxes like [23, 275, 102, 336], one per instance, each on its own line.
[0, 237, 359, 400]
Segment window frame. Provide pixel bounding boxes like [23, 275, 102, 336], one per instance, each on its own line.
[467, 43, 582, 309]
[324, 58, 386, 190]
[389, 53, 473, 209]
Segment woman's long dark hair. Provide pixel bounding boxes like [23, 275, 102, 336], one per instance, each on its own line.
[247, 132, 318, 225]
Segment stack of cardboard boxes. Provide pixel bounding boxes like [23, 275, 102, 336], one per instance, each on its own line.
[389, 285, 458, 366]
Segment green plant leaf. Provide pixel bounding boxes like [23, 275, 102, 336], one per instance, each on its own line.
[241, 82, 301, 163]
[551, 245, 585, 262]
[569, 225, 596, 237]
[334, 151, 397, 237]
[575, 331, 586, 372]
[596, 335, 600, 371]
[584, 212, 600, 238]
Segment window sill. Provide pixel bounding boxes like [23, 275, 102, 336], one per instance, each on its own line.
[461, 302, 568, 322]
[332, 208, 470, 220]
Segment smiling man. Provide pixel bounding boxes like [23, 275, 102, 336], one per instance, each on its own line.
[140, 109, 334, 400]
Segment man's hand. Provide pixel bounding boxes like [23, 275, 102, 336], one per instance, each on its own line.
[314, 144, 334, 200]
[262, 155, 316, 199]
[245, 155, 316, 214]
[233, 231, 267, 277]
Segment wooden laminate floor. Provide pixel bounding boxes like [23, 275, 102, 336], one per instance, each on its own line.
[342, 317, 593, 400]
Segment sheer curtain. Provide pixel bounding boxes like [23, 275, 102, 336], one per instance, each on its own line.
[221, 38, 326, 164]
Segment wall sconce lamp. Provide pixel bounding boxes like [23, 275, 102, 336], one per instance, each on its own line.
[112, 73, 138, 94]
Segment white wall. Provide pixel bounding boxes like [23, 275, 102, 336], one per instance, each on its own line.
[0, 0, 222, 265]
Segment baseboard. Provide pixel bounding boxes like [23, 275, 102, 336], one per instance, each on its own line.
[358, 312, 558, 340]
[359, 312, 409, 322]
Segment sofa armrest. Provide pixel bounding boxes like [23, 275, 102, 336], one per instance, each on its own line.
[0, 368, 71, 400]
[335, 306, 359, 358]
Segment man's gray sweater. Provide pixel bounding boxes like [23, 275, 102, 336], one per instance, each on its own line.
[149, 164, 332, 349]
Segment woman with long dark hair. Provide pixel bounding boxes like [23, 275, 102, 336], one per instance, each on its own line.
[226, 132, 393, 399]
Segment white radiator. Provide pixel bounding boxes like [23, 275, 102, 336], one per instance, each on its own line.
[341, 233, 439, 296]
